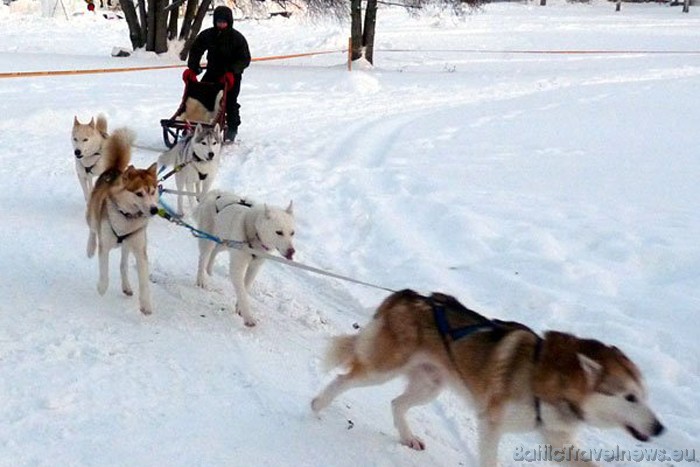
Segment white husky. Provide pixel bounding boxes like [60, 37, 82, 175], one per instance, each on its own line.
[158, 123, 223, 215]
[72, 114, 109, 201]
[195, 190, 296, 327]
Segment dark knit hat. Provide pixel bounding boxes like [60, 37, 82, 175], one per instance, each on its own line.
[213, 6, 233, 28]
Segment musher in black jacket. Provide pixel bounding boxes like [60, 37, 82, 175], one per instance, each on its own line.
[186, 6, 251, 142]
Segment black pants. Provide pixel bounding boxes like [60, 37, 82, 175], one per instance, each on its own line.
[202, 72, 242, 129]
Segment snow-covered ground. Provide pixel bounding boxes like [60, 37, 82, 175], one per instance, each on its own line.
[0, 1, 699, 465]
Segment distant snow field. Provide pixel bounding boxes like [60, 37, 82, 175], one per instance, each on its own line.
[0, 1, 699, 466]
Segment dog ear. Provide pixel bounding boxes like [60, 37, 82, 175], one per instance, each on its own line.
[214, 123, 220, 134]
[122, 165, 135, 181]
[147, 162, 157, 176]
[74, 115, 80, 125]
[195, 123, 203, 136]
[89, 117, 95, 128]
[285, 200, 293, 215]
[264, 204, 271, 219]
[577, 353, 602, 388]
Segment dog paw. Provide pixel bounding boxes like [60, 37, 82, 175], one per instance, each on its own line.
[401, 437, 426, 451]
[140, 305, 152, 315]
[310, 397, 325, 413]
[97, 281, 107, 296]
[243, 318, 257, 327]
[195, 278, 207, 289]
[122, 286, 133, 296]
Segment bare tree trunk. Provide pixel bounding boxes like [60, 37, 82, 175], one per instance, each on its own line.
[683, 0, 689, 12]
[179, 0, 199, 41]
[362, 0, 377, 64]
[540, 0, 546, 6]
[138, 0, 147, 42]
[119, 0, 145, 49]
[146, 0, 155, 50]
[350, 0, 363, 60]
[179, 0, 213, 60]
[168, 0, 179, 40]
[616, 0, 621, 11]
[154, 0, 168, 53]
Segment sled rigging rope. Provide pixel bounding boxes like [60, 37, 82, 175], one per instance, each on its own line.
[155, 193, 397, 293]
[4, 47, 699, 79]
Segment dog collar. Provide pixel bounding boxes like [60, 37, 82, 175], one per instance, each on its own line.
[254, 232, 270, 251]
[118, 209, 144, 219]
[110, 199, 144, 220]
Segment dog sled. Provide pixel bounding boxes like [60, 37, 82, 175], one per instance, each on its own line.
[160, 78, 228, 148]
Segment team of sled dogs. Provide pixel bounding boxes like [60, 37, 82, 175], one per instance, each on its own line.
[73, 114, 664, 465]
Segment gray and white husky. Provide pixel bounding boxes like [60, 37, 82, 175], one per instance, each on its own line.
[72, 115, 109, 201]
[158, 123, 223, 215]
[194, 190, 296, 327]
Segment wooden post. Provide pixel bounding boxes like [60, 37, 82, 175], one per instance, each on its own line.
[683, 0, 689, 13]
[616, 0, 621, 12]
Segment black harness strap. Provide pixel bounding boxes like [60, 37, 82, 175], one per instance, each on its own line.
[84, 162, 98, 174]
[110, 224, 144, 244]
[214, 194, 253, 214]
[429, 296, 545, 428]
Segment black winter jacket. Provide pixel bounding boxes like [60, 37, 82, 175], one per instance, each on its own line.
[187, 14, 251, 77]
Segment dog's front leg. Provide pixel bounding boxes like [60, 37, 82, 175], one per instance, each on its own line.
[230, 251, 255, 326]
[133, 240, 152, 315]
[77, 166, 90, 201]
[244, 257, 264, 291]
[97, 237, 110, 296]
[199, 177, 213, 202]
[478, 417, 503, 467]
[175, 173, 185, 216]
[196, 238, 217, 287]
[120, 244, 133, 296]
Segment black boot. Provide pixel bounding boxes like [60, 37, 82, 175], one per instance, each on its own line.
[225, 126, 237, 143]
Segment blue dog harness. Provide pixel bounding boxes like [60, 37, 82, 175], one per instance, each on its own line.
[428, 295, 545, 426]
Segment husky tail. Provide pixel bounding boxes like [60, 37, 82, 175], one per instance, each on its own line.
[102, 128, 135, 174]
[322, 335, 358, 372]
[95, 114, 108, 137]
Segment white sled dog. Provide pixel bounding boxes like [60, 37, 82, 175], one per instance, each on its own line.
[72, 114, 109, 201]
[158, 123, 223, 215]
[195, 190, 295, 327]
[312, 290, 665, 467]
[86, 128, 159, 315]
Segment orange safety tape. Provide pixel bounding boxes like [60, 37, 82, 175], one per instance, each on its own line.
[378, 48, 700, 55]
[0, 49, 346, 79]
[3, 47, 697, 79]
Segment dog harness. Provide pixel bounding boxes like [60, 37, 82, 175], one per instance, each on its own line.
[429, 296, 546, 427]
[108, 201, 146, 244]
[77, 151, 101, 174]
[212, 195, 267, 255]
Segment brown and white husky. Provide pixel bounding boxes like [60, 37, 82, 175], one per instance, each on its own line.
[86, 128, 159, 315]
[312, 289, 664, 467]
